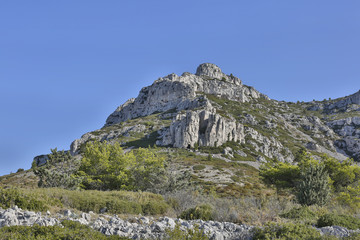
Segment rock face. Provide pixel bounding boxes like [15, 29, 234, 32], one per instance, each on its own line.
[328, 117, 360, 161]
[195, 63, 228, 79]
[157, 108, 245, 148]
[327, 90, 360, 111]
[33, 155, 49, 167]
[105, 63, 267, 125]
[308, 90, 360, 113]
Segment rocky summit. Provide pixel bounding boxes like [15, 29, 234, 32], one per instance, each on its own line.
[69, 63, 360, 163]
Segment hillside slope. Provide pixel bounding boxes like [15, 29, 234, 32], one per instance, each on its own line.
[68, 63, 360, 163]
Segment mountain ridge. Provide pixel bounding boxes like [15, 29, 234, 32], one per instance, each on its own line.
[36, 63, 360, 165]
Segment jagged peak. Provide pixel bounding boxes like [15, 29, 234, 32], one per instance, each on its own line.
[195, 63, 225, 79]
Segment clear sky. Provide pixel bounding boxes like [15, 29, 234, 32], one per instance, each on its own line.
[0, 1, 359, 176]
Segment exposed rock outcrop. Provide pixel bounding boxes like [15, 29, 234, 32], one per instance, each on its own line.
[327, 117, 360, 161]
[105, 63, 268, 125]
[307, 90, 360, 113]
[157, 108, 245, 148]
[327, 90, 360, 111]
[1, 206, 359, 239]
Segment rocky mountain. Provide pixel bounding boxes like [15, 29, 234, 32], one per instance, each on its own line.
[18, 63, 360, 240]
[67, 63, 360, 165]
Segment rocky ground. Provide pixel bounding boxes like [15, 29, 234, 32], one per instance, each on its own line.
[0, 206, 359, 239]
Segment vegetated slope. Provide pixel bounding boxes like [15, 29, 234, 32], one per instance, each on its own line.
[71, 63, 360, 163]
[21, 63, 359, 198]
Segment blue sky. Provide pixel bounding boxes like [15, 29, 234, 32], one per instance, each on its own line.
[0, 1, 359, 175]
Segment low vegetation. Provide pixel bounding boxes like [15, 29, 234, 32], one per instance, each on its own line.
[179, 204, 214, 221]
[0, 187, 47, 212]
[317, 213, 360, 230]
[165, 224, 210, 240]
[77, 141, 166, 191]
[0, 220, 129, 240]
[0, 187, 169, 216]
[252, 222, 322, 240]
[260, 150, 360, 208]
[3, 140, 360, 239]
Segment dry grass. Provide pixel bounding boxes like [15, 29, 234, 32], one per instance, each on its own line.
[0, 170, 38, 188]
[165, 189, 295, 225]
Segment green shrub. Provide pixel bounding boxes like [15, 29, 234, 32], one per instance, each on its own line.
[322, 156, 360, 191]
[337, 185, 360, 209]
[34, 168, 81, 189]
[260, 152, 360, 195]
[193, 165, 206, 171]
[0, 220, 129, 239]
[280, 206, 317, 221]
[296, 163, 330, 206]
[165, 224, 209, 240]
[252, 222, 321, 240]
[77, 141, 166, 191]
[345, 233, 360, 240]
[180, 204, 214, 221]
[317, 213, 360, 230]
[142, 201, 169, 215]
[32, 148, 80, 189]
[0, 188, 47, 211]
[259, 161, 300, 188]
[105, 200, 142, 215]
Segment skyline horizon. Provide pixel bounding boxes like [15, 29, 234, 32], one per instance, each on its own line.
[1, 0, 359, 176]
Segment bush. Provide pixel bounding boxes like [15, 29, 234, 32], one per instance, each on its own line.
[33, 148, 80, 189]
[296, 163, 330, 206]
[322, 156, 360, 191]
[165, 224, 209, 240]
[280, 206, 317, 221]
[259, 162, 300, 188]
[34, 168, 81, 189]
[260, 152, 360, 195]
[193, 165, 206, 171]
[252, 222, 321, 240]
[317, 213, 360, 230]
[180, 204, 214, 221]
[337, 185, 360, 209]
[105, 200, 142, 215]
[77, 141, 166, 191]
[142, 201, 169, 215]
[0, 220, 129, 239]
[0, 188, 47, 211]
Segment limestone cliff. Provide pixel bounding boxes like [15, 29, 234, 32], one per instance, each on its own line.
[105, 63, 267, 125]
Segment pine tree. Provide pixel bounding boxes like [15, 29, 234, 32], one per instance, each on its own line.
[296, 163, 331, 206]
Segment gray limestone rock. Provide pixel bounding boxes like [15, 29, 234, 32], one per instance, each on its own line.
[328, 116, 360, 160]
[195, 63, 229, 80]
[105, 63, 267, 126]
[2, 206, 359, 239]
[157, 108, 245, 149]
[33, 154, 49, 167]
